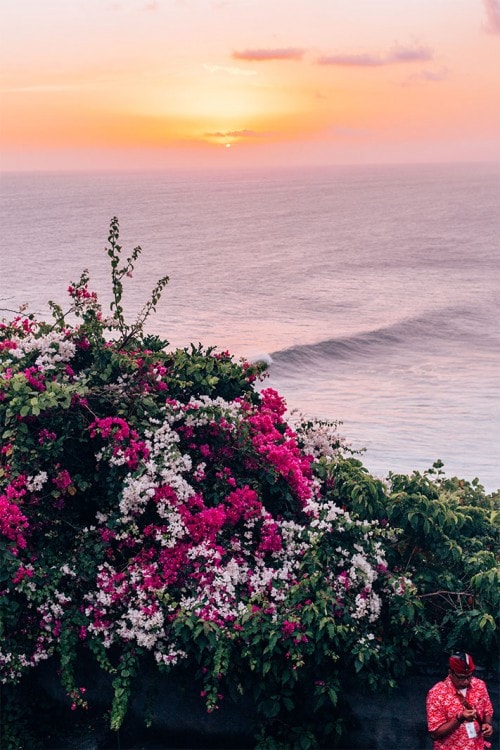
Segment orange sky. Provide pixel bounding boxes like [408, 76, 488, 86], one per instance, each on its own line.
[1, 0, 499, 170]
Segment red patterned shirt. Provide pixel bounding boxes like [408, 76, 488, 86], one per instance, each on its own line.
[426, 675, 493, 750]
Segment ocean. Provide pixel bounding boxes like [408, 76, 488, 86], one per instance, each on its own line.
[1, 163, 499, 491]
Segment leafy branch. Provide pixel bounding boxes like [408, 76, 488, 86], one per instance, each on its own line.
[106, 216, 169, 347]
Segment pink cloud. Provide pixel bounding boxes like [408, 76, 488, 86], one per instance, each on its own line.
[317, 45, 433, 67]
[482, 0, 500, 33]
[389, 45, 433, 63]
[317, 53, 384, 67]
[403, 67, 450, 86]
[232, 48, 305, 61]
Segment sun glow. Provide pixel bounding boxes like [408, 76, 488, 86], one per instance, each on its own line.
[131, 72, 312, 148]
[1, 0, 499, 170]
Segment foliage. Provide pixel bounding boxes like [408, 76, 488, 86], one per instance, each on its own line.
[325, 458, 499, 668]
[0, 219, 498, 749]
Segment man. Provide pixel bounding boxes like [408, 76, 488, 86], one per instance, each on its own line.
[426, 652, 494, 749]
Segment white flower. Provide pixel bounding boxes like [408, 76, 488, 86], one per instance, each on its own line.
[11, 331, 76, 370]
[349, 553, 377, 585]
[26, 472, 48, 492]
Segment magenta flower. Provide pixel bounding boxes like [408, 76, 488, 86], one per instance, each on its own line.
[53, 469, 72, 492]
[0, 493, 29, 552]
[282, 620, 298, 637]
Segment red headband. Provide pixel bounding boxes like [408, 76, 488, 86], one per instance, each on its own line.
[449, 653, 475, 674]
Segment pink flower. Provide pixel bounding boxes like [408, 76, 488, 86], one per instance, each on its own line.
[53, 469, 72, 492]
[338, 571, 350, 590]
[282, 620, 298, 637]
[12, 565, 34, 585]
[224, 486, 261, 525]
[260, 388, 287, 417]
[90, 417, 130, 441]
[258, 521, 283, 553]
[0, 340, 17, 352]
[0, 489, 29, 552]
[89, 417, 149, 469]
[38, 429, 57, 444]
[23, 366, 46, 392]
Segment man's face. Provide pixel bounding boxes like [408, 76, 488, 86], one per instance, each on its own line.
[449, 668, 473, 689]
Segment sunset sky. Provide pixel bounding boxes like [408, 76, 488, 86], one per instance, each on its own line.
[1, 0, 499, 171]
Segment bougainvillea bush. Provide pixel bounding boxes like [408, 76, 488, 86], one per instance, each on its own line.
[1, 220, 498, 749]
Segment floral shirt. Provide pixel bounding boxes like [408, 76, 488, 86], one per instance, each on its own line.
[426, 675, 493, 750]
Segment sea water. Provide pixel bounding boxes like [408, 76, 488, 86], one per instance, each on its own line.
[0, 163, 499, 490]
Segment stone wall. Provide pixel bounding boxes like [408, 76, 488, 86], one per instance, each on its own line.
[25, 660, 499, 749]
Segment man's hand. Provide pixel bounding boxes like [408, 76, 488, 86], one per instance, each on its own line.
[481, 722, 493, 738]
[460, 706, 477, 722]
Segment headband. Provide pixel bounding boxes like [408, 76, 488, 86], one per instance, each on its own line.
[449, 653, 475, 674]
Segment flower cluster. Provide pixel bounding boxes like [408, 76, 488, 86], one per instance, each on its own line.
[0, 481, 29, 554]
[0, 312, 409, 694]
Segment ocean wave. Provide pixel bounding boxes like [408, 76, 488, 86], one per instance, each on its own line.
[269, 306, 496, 370]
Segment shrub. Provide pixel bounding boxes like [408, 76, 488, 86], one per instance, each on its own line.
[1, 219, 498, 749]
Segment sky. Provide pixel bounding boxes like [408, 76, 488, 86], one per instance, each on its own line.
[1, 0, 499, 171]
